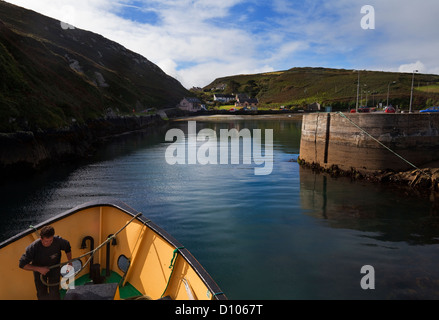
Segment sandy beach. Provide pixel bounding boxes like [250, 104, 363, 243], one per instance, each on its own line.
[173, 113, 304, 122]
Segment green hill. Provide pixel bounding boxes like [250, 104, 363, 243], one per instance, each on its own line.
[0, 2, 189, 132]
[204, 67, 439, 110]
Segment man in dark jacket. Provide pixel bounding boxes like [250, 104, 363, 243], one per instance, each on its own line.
[19, 225, 72, 300]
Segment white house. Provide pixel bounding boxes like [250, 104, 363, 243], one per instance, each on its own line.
[214, 94, 235, 103]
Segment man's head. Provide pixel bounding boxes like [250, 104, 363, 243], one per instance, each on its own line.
[40, 225, 55, 247]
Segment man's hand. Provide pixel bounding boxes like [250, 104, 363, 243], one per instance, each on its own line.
[37, 266, 50, 276]
[23, 264, 50, 275]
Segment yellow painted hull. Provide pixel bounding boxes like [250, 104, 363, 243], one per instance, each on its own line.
[0, 199, 226, 300]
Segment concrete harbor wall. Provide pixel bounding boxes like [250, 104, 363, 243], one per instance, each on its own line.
[299, 113, 439, 173]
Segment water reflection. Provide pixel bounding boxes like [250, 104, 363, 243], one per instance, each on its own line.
[299, 167, 439, 299]
[300, 167, 439, 245]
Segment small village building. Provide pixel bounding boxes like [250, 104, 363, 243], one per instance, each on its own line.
[178, 97, 202, 112]
[235, 94, 258, 109]
[211, 83, 227, 91]
[307, 102, 321, 111]
[214, 94, 235, 103]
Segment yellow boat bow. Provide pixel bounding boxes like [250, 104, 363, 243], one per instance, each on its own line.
[0, 199, 226, 300]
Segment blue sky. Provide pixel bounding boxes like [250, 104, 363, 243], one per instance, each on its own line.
[5, 0, 439, 88]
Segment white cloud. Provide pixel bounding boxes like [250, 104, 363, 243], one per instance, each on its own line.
[6, 0, 255, 87]
[4, 0, 439, 88]
[398, 61, 427, 74]
[157, 58, 178, 79]
[264, 41, 307, 65]
[176, 61, 274, 90]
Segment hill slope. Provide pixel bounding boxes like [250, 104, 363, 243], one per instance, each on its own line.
[0, 2, 188, 132]
[204, 67, 439, 110]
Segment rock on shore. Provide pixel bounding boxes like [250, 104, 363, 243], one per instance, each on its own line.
[298, 158, 439, 199]
[373, 168, 439, 191]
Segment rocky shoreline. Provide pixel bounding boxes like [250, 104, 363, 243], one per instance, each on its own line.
[0, 114, 168, 178]
[298, 158, 439, 200]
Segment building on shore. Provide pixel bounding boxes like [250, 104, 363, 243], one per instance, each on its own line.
[307, 102, 321, 111]
[235, 94, 258, 110]
[214, 94, 235, 103]
[178, 97, 202, 112]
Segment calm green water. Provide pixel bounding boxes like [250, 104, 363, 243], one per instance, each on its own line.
[1, 118, 439, 300]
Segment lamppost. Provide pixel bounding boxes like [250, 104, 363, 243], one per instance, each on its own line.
[355, 70, 360, 112]
[387, 81, 396, 108]
[409, 70, 418, 113]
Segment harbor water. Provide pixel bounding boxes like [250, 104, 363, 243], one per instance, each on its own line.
[1, 117, 439, 299]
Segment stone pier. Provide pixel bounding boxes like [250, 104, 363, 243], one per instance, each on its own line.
[299, 112, 439, 173]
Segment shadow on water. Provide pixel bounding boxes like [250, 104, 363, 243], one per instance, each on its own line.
[0, 126, 171, 242]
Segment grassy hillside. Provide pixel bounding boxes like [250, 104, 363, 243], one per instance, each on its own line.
[204, 67, 439, 110]
[0, 2, 189, 132]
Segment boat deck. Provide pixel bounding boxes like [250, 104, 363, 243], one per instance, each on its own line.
[0, 200, 226, 300]
[61, 270, 144, 300]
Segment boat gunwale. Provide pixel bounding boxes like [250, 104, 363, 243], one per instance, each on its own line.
[0, 198, 226, 300]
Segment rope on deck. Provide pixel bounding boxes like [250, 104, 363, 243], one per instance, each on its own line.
[160, 246, 185, 298]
